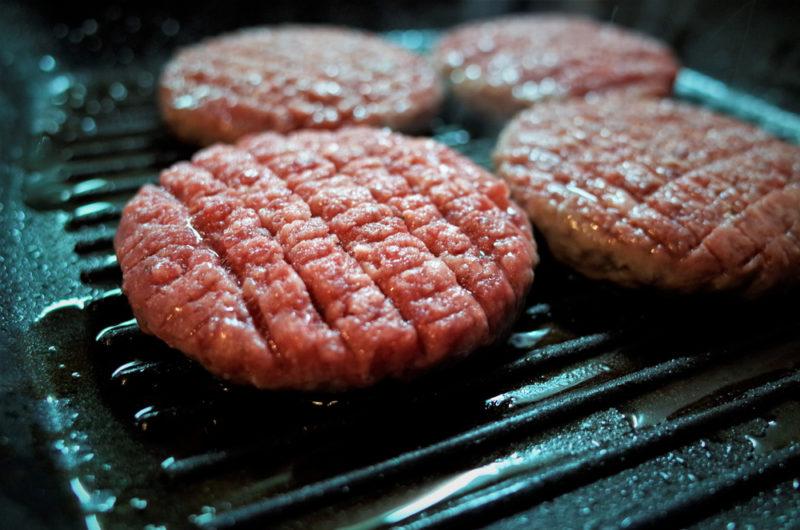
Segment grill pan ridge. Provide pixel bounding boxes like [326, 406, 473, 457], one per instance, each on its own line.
[3, 8, 800, 530]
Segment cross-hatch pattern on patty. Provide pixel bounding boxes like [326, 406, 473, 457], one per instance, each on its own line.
[494, 97, 800, 295]
[160, 26, 443, 145]
[433, 15, 679, 120]
[116, 128, 537, 390]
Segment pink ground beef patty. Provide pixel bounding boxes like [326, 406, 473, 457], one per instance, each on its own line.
[116, 128, 537, 390]
[494, 96, 800, 296]
[433, 15, 678, 120]
[160, 26, 443, 145]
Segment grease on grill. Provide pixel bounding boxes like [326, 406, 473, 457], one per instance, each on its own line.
[486, 351, 629, 409]
[624, 340, 800, 429]
[745, 401, 800, 455]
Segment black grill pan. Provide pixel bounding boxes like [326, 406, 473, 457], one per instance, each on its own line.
[2, 3, 800, 530]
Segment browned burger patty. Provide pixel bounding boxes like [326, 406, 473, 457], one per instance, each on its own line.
[115, 128, 537, 390]
[433, 15, 679, 120]
[160, 26, 443, 145]
[494, 96, 800, 296]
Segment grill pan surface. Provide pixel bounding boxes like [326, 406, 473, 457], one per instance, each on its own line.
[2, 2, 800, 529]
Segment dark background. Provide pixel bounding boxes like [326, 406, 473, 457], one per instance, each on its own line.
[7, 0, 800, 112]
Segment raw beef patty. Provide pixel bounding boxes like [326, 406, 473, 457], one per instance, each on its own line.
[160, 26, 443, 145]
[115, 128, 537, 390]
[494, 96, 800, 295]
[433, 15, 678, 120]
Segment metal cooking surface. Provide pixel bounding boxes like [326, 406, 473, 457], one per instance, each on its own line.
[3, 10, 800, 530]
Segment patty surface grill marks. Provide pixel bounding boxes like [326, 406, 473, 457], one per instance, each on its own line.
[433, 15, 678, 120]
[494, 97, 800, 295]
[159, 25, 443, 145]
[115, 186, 275, 384]
[116, 128, 537, 389]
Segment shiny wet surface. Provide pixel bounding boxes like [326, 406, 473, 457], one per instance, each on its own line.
[6, 20, 800, 530]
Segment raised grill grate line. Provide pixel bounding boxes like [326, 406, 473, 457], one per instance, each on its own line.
[621, 444, 800, 530]
[61, 153, 175, 182]
[162, 322, 795, 481]
[63, 135, 167, 161]
[50, 118, 162, 143]
[95, 317, 137, 339]
[159, 332, 616, 479]
[195, 354, 718, 529]
[74, 236, 116, 255]
[62, 175, 158, 206]
[399, 373, 800, 530]
[68, 202, 124, 230]
[80, 255, 121, 283]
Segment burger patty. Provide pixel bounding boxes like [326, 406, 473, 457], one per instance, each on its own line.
[433, 15, 678, 120]
[115, 128, 537, 390]
[494, 96, 800, 296]
[160, 26, 443, 145]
